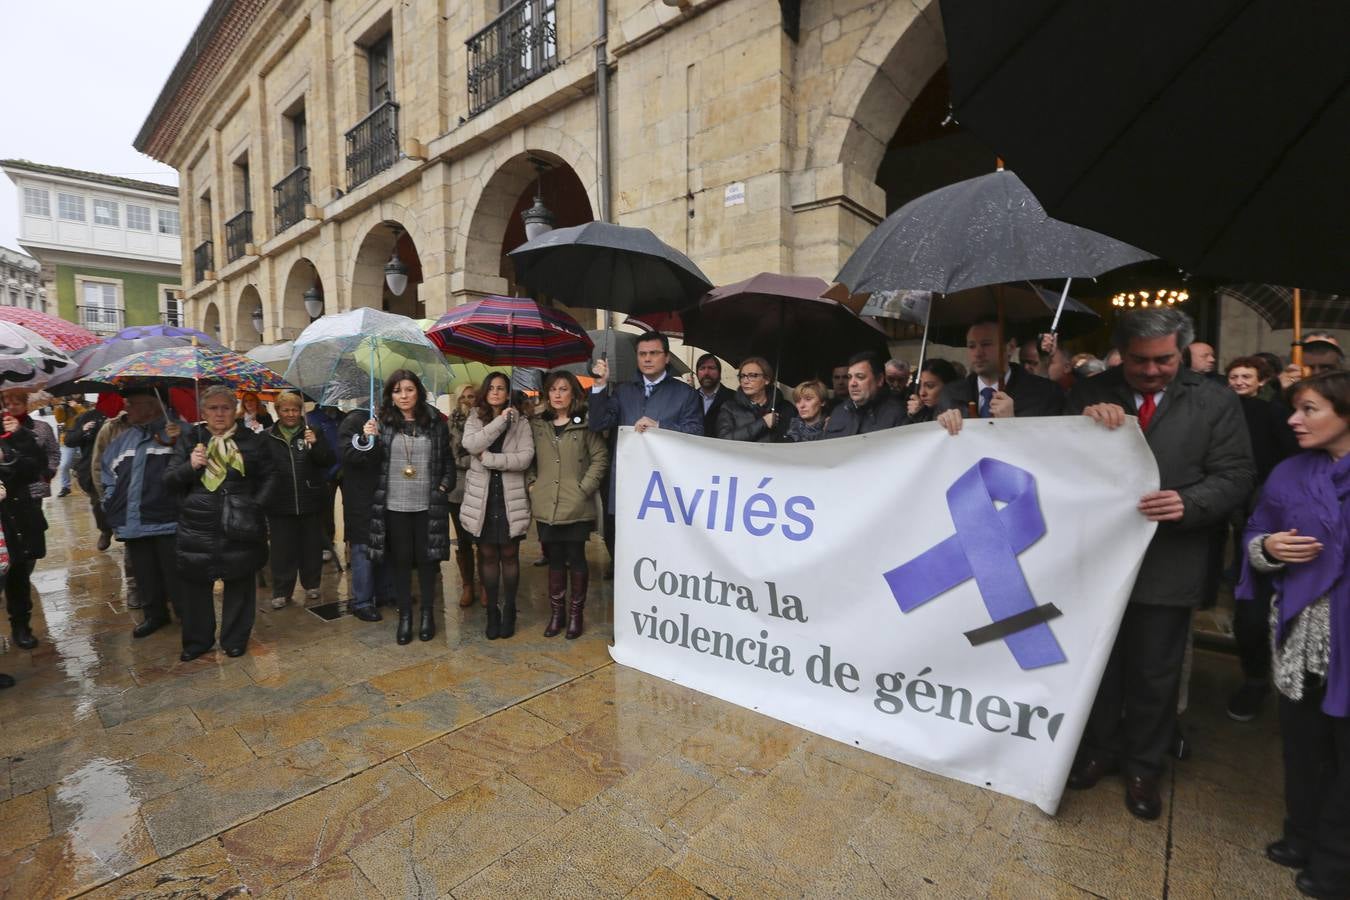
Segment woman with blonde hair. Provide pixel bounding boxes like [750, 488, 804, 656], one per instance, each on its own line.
[785, 380, 828, 442]
[447, 382, 479, 607]
[260, 391, 335, 610]
[236, 391, 273, 433]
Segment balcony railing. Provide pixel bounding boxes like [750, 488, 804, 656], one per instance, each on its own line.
[467, 0, 558, 117]
[225, 210, 253, 263]
[78, 305, 125, 334]
[193, 241, 214, 283]
[273, 166, 311, 233]
[345, 99, 400, 190]
[161, 310, 184, 328]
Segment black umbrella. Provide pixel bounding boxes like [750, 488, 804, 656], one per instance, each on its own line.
[507, 222, 712, 316]
[862, 283, 1103, 347]
[1217, 285, 1350, 332]
[941, 1, 1350, 293]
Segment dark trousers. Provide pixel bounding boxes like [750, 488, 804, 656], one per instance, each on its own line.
[180, 575, 256, 654]
[544, 539, 588, 576]
[387, 511, 438, 614]
[320, 482, 337, 543]
[125, 535, 177, 622]
[4, 558, 35, 629]
[90, 495, 110, 534]
[268, 513, 323, 599]
[1233, 589, 1272, 682]
[1082, 603, 1193, 776]
[1281, 682, 1350, 885]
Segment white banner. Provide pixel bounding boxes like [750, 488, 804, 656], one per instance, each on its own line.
[609, 418, 1159, 813]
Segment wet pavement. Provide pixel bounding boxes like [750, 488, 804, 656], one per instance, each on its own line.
[0, 494, 1300, 898]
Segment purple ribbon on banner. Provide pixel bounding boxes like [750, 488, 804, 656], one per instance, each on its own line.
[883, 458, 1066, 670]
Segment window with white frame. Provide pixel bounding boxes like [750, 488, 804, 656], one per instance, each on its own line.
[23, 187, 49, 216]
[58, 193, 86, 221]
[93, 199, 120, 227]
[80, 279, 122, 331]
[160, 287, 183, 327]
[158, 208, 181, 235]
[127, 205, 151, 231]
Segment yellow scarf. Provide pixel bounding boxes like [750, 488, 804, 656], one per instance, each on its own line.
[202, 425, 245, 492]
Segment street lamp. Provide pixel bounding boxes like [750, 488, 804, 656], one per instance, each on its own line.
[521, 157, 554, 241]
[303, 285, 324, 319]
[250, 305, 264, 335]
[384, 227, 408, 296]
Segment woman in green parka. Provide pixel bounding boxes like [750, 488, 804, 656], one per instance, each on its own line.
[529, 370, 608, 639]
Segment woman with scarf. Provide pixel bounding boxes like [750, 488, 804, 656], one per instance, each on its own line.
[166, 384, 274, 661]
[261, 392, 335, 610]
[447, 382, 479, 608]
[361, 371, 454, 645]
[0, 388, 56, 652]
[461, 372, 533, 639]
[0, 399, 47, 684]
[1238, 371, 1350, 897]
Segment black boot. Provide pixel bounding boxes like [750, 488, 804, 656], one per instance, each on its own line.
[543, 569, 566, 637]
[0, 673, 15, 689]
[419, 602, 435, 641]
[566, 571, 588, 640]
[11, 623, 37, 650]
[485, 603, 501, 640]
[500, 599, 517, 639]
[396, 609, 414, 645]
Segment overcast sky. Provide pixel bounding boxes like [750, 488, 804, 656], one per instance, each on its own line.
[0, 0, 210, 254]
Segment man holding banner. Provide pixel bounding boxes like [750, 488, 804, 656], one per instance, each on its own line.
[1067, 308, 1255, 820]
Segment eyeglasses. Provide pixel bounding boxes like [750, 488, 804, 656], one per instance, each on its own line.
[738, 372, 765, 381]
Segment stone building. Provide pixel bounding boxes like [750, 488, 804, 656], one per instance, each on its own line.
[0, 245, 44, 312]
[1, 161, 184, 335]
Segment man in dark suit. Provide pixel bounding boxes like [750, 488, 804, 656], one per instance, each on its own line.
[935, 320, 1064, 432]
[1066, 308, 1254, 821]
[694, 353, 737, 437]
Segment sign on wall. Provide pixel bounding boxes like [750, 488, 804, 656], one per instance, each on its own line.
[609, 419, 1159, 813]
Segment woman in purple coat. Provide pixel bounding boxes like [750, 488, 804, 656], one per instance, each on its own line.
[1239, 371, 1350, 897]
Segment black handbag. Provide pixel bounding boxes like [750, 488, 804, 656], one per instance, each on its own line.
[220, 491, 264, 543]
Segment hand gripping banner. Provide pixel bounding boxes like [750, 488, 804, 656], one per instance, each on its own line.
[883, 458, 1066, 670]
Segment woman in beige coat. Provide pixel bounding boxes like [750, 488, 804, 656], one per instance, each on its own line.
[461, 372, 534, 639]
[530, 371, 609, 639]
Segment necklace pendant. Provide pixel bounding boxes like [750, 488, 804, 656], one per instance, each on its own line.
[403, 465, 417, 479]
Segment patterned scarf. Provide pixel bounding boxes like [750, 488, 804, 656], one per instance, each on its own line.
[202, 424, 245, 492]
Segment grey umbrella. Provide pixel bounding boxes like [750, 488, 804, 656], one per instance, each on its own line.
[862, 283, 1103, 347]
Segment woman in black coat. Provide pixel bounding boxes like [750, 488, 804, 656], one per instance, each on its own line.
[260, 391, 335, 610]
[0, 414, 46, 688]
[715, 357, 794, 443]
[358, 370, 454, 645]
[165, 384, 274, 661]
[338, 406, 387, 621]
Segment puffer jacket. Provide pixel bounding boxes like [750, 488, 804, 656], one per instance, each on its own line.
[65, 407, 107, 496]
[529, 416, 608, 526]
[100, 417, 179, 539]
[260, 423, 336, 517]
[164, 424, 275, 580]
[24, 417, 58, 500]
[715, 390, 795, 443]
[338, 409, 377, 546]
[446, 409, 472, 504]
[0, 426, 48, 563]
[366, 417, 454, 564]
[460, 409, 533, 539]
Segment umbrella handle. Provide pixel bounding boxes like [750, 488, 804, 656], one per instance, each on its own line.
[1049, 278, 1072, 334]
[353, 433, 375, 451]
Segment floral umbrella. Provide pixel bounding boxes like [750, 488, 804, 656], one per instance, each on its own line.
[0, 307, 100, 353]
[0, 321, 77, 391]
[427, 296, 593, 369]
[84, 344, 293, 395]
[45, 324, 224, 395]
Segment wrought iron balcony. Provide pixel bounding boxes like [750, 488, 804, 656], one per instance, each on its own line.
[193, 240, 214, 283]
[345, 99, 400, 190]
[78, 305, 125, 334]
[466, 0, 558, 117]
[161, 310, 184, 328]
[273, 166, 311, 233]
[225, 210, 253, 263]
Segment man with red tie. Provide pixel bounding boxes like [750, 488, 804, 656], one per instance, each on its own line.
[1065, 308, 1255, 821]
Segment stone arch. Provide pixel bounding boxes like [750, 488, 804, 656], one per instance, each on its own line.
[344, 200, 431, 313]
[201, 301, 222, 345]
[807, 0, 946, 178]
[349, 220, 424, 318]
[280, 257, 323, 340]
[234, 284, 264, 352]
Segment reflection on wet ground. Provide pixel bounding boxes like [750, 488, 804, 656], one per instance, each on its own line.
[0, 496, 1298, 897]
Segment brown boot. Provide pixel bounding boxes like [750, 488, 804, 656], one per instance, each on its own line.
[457, 546, 476, 607]
[543, 569, 566, 637]
[566, 570, 588, 640]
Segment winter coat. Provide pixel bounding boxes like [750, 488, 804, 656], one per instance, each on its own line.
[785, 416, 827, 442]
[25, 417, 58, 500]
[461, 410, 534, 539]
[701, 384, 737, 436]
[937, 366, 1066, 418]
[715, 390, 794, 443]
[100, 418, 179, 539]
[306, 410, 342, 481]
[65, 407, 107, 496]
[338, 410, 377, 546]
[365, 417, 454, 564]
[260, 423, 336, 517]
[447, 409, 472, 504]
[589, 371, 703, 504]
[0, 427, 48, 563]
[529, 416, 608, 526]
[1066, 367, 1256, 607]
[164, 424, 275, 580]
[822, 385, 907, 438]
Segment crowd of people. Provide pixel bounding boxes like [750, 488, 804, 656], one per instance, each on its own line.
[0, 308, 1345, 894]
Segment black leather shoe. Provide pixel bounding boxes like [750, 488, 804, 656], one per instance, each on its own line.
[418, 606, 435, 642]
[225, 646, 246, 658]
[352, 606, 382, 622]
[97, 531, 112, 552]
[396, 611, 413, 645]
[12, 625, 37, 650]
[1266, 840, 1310, 869]
[499, 601, 516, 639]
[1067, 756, 1119, 790]
[1296, 870, 1350, 899]
[1124, 774, 1162, 820]
[179, 648, 209, 662]
[132, 618, 168, 639]
[0, 673, 14, 689]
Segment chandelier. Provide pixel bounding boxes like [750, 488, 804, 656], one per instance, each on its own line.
[1111, 289, 1190, 309]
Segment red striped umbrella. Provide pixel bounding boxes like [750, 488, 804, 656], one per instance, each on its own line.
[0, 307, 100, 353]
[427, 296, 593, 368]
